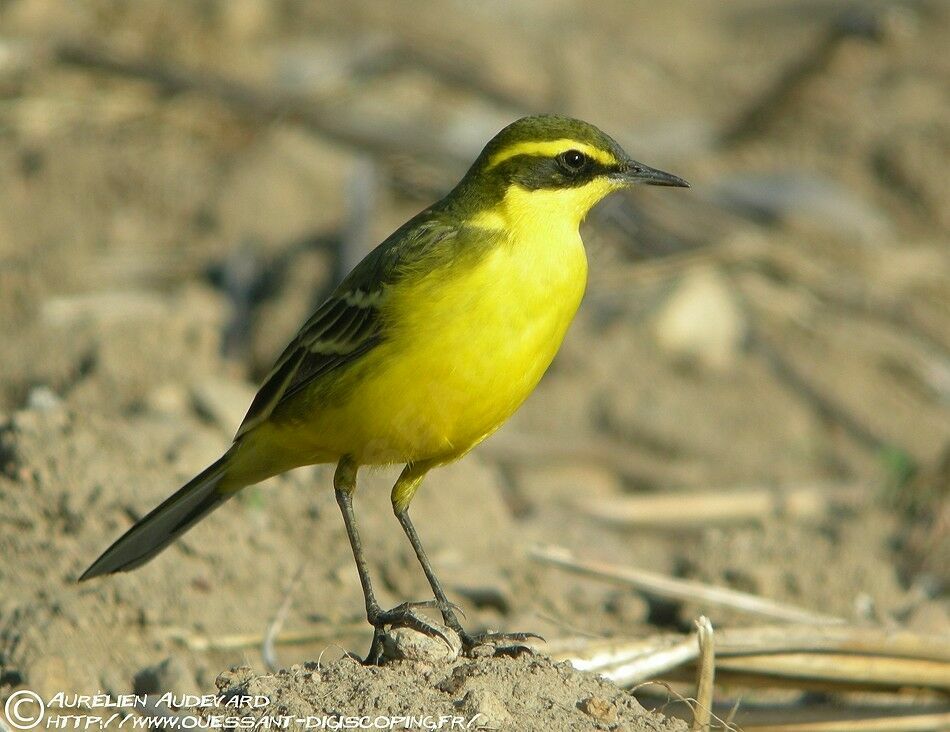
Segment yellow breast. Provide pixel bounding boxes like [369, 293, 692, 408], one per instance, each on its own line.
[324, 187, 591, 464]
[252, 183, 609, 470]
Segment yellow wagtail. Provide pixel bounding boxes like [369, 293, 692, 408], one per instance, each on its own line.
[81, 115, 688, 660]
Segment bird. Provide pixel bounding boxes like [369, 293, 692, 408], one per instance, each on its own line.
[80, 115, 689, 662]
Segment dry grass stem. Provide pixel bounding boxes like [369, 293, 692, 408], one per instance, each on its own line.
[530, 544, 846, 625]
[577, 485, 864, 527]
[544, 624, 950, 694]
[262, 568, 304, 672]
[739, 709, 950, 732]
[693, 617, 715, 731]
[713, 652, 950, 692]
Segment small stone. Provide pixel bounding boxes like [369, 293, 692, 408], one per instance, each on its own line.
[214, 666, 254, 691]
[578, 695, 618, 724]
[381, 626, 462, 664]
[652, 266, 746, 371]
[468, 643, 495, 659]
[436, 664, 470, 694]
[456, 689, 513, 729]
[26, 386, 61, 412]
[145, 382, 190, 416]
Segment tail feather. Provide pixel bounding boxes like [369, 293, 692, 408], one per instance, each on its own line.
[79, 454, 234, 580]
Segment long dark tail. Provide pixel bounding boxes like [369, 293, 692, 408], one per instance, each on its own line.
[79, 454, 235, 580]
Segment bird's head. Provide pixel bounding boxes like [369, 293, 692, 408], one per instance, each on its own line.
[452, 115, 689, 231]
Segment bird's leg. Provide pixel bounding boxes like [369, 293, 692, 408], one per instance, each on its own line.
[333, 457, 451, 664]
[391, 464, 542, 656]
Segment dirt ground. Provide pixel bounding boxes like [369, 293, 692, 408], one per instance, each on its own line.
[0, 1, 947, 730]
[206, 655, 687, 732]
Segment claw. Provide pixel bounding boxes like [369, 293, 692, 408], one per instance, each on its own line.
[489, 644, 534, 658]
[364, 603, 454, 663]
[459, 630, 545, 657]
[363, 600, 542, 663]
[440, 600, 466, 617]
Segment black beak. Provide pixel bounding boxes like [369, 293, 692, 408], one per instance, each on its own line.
[616, 160, 690, 188]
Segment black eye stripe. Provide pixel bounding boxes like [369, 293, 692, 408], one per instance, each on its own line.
[487, 150, 614, 192]
[557, 149, 588, 172]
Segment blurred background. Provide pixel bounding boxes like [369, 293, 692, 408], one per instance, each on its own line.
[0, 0, 947, 727]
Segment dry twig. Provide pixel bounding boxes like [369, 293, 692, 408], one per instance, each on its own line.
[577, 484, 864, 528]
[530, 544, 845, 625]
[739, 708, 950, 732]
[543, 623, 950, 693]
[262, 568, 304, 672]
[693, 617, 715, 732]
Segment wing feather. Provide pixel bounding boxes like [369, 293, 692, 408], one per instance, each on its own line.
[234, 292, 383, 438]
[233, 213, 460, 439]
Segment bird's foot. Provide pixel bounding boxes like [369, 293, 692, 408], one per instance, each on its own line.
[459, 630, 544, 658]
[363, 602, 454, 665]
[431, 598, 539, 658]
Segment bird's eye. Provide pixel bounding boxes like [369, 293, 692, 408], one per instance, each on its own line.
[558, 149, 587, 172]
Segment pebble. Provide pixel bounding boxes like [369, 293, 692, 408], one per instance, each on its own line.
[26, 386, 61, 412]
[145, 382, 190, 416]
[652, 266, 746, 371]
[456, 689, 513, 729]
[578, 695, 619, 724]
[381, 626, 462, 664]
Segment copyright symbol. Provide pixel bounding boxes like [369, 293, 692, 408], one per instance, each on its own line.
[4, 690, 45, 729]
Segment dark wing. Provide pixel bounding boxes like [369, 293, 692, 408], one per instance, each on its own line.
[234, 289, 385, 439]
[234, 215, 458, 439]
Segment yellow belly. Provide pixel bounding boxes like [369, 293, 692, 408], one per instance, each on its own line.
[220, 181, 614, 488]
[365, 235, 586, 463]
[224, 173, 614, 486]
[252, 223, 587, 468]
